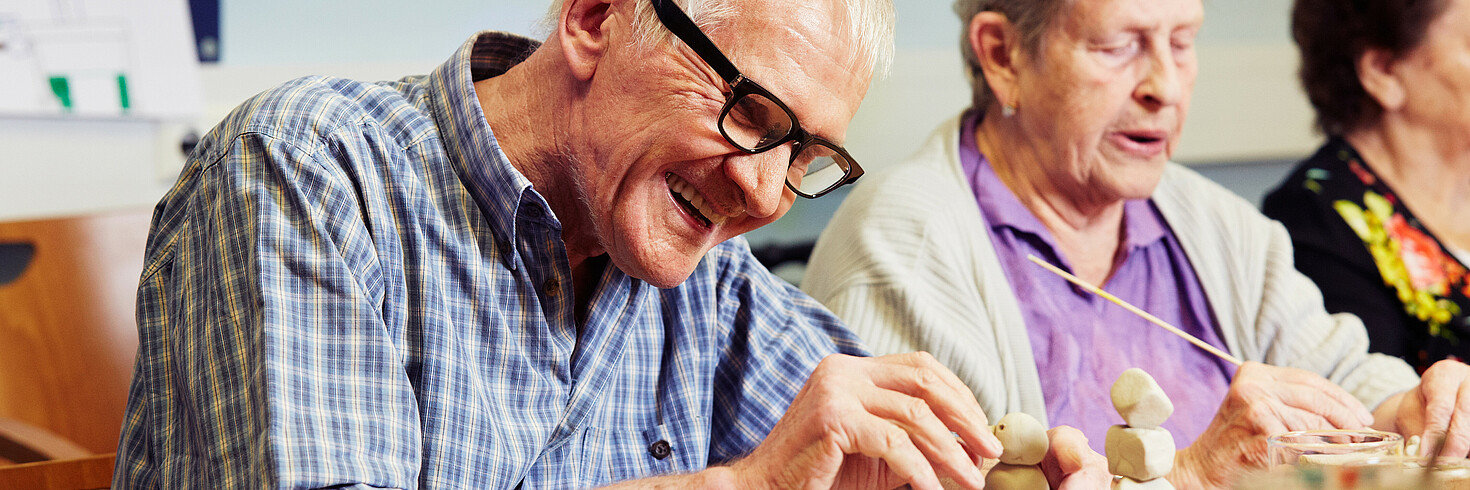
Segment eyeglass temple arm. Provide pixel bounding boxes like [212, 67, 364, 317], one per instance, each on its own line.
[651, 0, 742, 84]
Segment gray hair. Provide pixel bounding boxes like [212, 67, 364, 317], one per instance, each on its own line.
[954, 0, 1069, 110]
[543, 0, 895, 75]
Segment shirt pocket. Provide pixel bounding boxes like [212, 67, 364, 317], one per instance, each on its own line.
[588, 417, 709, 485]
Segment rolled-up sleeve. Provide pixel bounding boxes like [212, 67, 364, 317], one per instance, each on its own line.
[116, 128, 420, 490]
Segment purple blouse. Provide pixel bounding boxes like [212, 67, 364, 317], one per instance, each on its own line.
[958, 113, 1236, 452]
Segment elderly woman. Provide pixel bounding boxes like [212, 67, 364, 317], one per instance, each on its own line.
[1263, 0, 1470, 373]
[804, 0, 1470, 487]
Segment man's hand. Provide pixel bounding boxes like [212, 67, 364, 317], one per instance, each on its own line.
[727, 353, 1003, 490]
[1387, 359, 1470, 458]
[1039, 426, 1110, 489]
[1171, 362, 1374, 489]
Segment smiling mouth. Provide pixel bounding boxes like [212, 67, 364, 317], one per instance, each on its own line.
[666, 173, 730, 227]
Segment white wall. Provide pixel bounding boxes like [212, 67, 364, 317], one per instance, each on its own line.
[0, 0, 1321, 222]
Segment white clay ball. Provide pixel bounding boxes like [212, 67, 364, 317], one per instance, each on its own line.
[1113, 476, 1175, 489]
[1111, 368, 1174, 430]
[1105, 425, 1176, 481]
[993, 412, 1049, 466]
[985, 463, 1049, 490]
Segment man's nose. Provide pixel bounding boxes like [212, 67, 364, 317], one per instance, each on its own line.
[725, 147, 787, 220]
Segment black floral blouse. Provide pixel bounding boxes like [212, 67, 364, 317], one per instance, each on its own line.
[1264, 138, 1470, 372]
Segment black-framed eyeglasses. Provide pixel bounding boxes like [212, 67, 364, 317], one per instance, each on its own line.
[650, 0, 863, 199]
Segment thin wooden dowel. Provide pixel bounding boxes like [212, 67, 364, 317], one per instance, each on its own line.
[1025, 254, 1243, 367]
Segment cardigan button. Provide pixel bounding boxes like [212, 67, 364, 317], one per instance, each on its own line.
[648, 439, 671, 460]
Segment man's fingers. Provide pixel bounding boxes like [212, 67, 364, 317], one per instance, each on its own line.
[876, 352, 977, 396]
[863, 389, 986, 487]
[867, 353, 1002, 458]
[838, 412, 943, 490]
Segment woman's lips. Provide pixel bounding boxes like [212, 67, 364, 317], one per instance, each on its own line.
[1110, 130, 1169, 157]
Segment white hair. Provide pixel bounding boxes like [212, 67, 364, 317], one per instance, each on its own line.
[542, 0, 895, 75]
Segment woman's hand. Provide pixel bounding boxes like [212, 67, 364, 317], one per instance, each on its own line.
[1388, 359, 1470, 458]
[1170, 362, 1374, 489]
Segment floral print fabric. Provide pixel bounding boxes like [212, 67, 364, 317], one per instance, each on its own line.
[1306, 144, 1470, 344]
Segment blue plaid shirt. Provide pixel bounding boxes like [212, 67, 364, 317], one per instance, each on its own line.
[114, 32, 866, 489]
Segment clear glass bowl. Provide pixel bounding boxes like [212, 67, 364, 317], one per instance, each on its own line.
[1267, 429, 1404, 467]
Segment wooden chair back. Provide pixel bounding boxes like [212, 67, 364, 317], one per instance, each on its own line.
[0, 210, 151, 460]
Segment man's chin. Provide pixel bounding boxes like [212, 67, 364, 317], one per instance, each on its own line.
[636, 267, 697, 289]
[615, 254, 700, 289]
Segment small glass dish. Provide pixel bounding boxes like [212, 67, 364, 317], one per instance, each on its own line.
[1267, 429, 1404, 467]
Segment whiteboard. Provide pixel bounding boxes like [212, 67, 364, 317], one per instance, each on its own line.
[0, 0, 202, 119]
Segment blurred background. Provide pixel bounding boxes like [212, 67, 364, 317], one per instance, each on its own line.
[0, 0, 1312, 244]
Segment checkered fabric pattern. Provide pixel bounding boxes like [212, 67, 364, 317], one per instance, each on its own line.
[113, 31, 865, 489]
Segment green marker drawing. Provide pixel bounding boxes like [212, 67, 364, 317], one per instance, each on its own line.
[117, 74, 130, 112]
[48, 76, 72, 111]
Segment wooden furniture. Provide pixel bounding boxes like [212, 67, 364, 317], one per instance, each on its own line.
[0, 454, 115, 490]
[0, 418, 90, 465]
[0, 211, 151, 468]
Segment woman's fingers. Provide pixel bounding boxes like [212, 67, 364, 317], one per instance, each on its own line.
[1430, 378, 1470, 458]
[1040, 427, 1110, 489]
[1269, 365, 1375, 426]
[1231, 363, 1372, 432]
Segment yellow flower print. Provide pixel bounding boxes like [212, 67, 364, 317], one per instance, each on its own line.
[1335, 201, 1370, 240]
[1335, 191, 1462, 342]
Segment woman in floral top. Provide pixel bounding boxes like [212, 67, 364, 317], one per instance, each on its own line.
[1264, 0, 1470, 372]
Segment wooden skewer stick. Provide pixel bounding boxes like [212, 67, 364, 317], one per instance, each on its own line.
[1025, 254, 1243, 367]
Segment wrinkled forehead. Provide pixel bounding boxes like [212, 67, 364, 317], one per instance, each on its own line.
[711, 0, 872, 139]
[1053, 0, 1203, 37]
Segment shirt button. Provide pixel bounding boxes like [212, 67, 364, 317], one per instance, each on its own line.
[544, 277, 560, 296]
[648, 439, 671, 460]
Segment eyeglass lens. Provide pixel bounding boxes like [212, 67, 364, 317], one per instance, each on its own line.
[720, 91, 852, 197]
[720, 92, 794, 151]
[789, 142, 850, 196]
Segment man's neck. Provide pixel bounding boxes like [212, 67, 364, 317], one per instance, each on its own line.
[975, 113, 1126, 286]
[1346, 123, 1470, 250]
[474, 44, 612, 329]
[474, 46, 605, 273]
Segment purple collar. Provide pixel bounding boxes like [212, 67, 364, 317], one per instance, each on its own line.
[958, 112, 1167, 270]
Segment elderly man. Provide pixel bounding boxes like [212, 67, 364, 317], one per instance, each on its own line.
[108, 0, 1110, 488]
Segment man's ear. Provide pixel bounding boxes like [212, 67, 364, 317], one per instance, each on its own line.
[968, 11, 1023, 110]
[1357, 47, 1408, 112]
[558, 0, 617, 81]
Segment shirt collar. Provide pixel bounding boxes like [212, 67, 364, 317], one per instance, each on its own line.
[426, 31, 549, 268]
[959, 111, 1169, 255]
